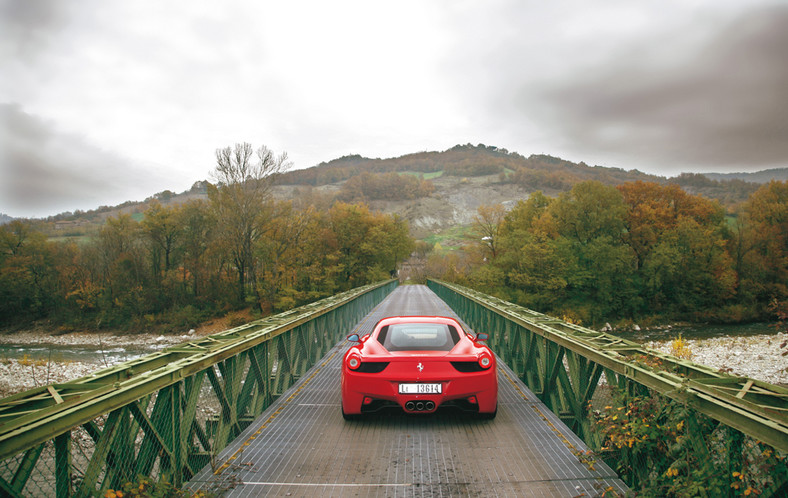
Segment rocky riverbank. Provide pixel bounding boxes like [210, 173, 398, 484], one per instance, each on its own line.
[645, 332, 788, 386]
[1, 327, 786, 399]
[0, 321, 228, 399]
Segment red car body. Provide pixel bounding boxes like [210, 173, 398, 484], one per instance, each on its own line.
[341, 316, 498, 419]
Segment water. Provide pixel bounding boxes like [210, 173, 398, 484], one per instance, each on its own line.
[623, 322, 780, 343]
[0, 343, 162, 365]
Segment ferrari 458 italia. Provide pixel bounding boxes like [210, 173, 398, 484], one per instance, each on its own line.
[341, 316, 498, 419]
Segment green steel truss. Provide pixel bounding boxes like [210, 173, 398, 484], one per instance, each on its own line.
[0, 280, 397, 497]
[427, 280, 788, 457]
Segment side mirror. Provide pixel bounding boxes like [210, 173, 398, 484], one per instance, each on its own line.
[347, 333, 361, 342]
[475, 333, 489, 342]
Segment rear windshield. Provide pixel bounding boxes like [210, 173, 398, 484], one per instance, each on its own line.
[377, 323, 461, 351]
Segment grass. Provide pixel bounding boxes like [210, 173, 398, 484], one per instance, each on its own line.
[47, 234, 95, 245]
[423, 225, 474, 251]
[400, 170, 444, 180]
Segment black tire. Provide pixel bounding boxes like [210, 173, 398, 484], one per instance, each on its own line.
[341, 402, 361, 421]
[477, 405, 497, 420]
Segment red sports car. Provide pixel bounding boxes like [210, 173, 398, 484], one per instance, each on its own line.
[341, 316, 498, 419]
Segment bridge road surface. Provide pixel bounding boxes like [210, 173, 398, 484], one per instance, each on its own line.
[186, 285, 628, 497]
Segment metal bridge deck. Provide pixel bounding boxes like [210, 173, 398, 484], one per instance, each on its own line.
[187, 285, 627, 497]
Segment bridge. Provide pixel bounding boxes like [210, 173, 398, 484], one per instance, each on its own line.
[0, 280, 786, 496]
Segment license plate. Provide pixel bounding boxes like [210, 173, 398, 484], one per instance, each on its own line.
[399, 383, 442, 394]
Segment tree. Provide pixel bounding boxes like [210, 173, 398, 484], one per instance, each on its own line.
[256, 201, 315, 310]
[472, 204, 507, 260]
[617, 182, 724, 268]
[500, 191, 552, 237]
[737, 181, 788, 304]
[208, 143, 291, 306]
[0, 221, 60, 322]
[550, 181, 626, 244]
[173, 200, 216, 300]
[141, 201, 179, 286]
[642, 217, 736, 313]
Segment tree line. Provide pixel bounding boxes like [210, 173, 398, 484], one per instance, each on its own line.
[0, 143, 414, 332]
[428, 180, 787, 325]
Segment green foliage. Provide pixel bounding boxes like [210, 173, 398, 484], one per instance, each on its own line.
[101, 474, 214, 497]
[459, 180, 787, 325]
[591, 389, 787, 496]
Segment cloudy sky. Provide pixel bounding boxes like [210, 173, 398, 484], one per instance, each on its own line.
[2, 0, 787, 218]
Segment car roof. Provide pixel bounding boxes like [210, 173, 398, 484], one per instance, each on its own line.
[375, 316, 462, 327]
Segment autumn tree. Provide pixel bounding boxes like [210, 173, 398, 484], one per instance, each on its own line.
[172, 200, 216, 300]
[500, 191, 552, 237]
[617, 182, 724, 268]
[326, 203, 413, 288]
[208, 143, 291, 306]
[140, 201, 179, 292]
[472, 204, 507, 260]
[737, 181, 788, 306]
[0, 221, 60, 321]
[256, 201, 315, 310]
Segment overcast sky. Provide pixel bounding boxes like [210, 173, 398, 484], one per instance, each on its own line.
[2, 0, 787, 218]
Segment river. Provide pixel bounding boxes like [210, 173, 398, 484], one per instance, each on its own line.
[624, 321, 779, 343]
[0, 342, 163, 365]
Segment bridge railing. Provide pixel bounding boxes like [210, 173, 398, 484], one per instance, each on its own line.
[0, 279, 397, 497]
[428, 279, 788, 495]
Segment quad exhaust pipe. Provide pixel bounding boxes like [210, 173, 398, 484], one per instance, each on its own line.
[405, 400, 436, 412]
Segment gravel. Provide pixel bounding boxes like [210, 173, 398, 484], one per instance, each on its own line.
[0, 329, 205, 399]
[645, 332, 788, 386]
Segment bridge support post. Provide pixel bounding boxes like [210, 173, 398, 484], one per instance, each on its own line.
[55, 432, 71, 497]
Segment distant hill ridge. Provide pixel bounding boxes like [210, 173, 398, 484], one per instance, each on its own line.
[3, 144, 785, 224]
[277, 144, 785, 194]
[704, 168, 788, 184]
[278, 144, 659, 187]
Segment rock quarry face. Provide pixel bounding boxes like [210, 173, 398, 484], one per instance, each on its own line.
[321, 174, 529, 239]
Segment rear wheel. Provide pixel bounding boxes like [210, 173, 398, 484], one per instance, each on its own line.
[477, 404, 497, 420]
[341, 401, 361, 421]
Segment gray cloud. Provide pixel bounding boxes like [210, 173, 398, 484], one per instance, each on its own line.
[3, 1, 787, 219]
[0, 0, 68, 58]
[527, 5, 788, 171]
[0, 104, 166, 218]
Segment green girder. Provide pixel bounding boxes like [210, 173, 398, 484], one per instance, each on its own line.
[427, 279, 788, 452]
[0, 279, 397, 497]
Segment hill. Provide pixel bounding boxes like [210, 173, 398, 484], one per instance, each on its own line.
[21, 144, 769, 247]
[704, 168, 788, 184]
[272, 144, 763, 242]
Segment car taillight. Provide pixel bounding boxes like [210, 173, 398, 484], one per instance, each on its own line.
[478, 353, 492, 369]
[347, 354, 361, 370]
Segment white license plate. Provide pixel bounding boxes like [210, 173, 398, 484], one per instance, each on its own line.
[399, 383, 442, 394]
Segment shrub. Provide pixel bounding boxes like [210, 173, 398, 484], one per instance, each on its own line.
[669, 334, 692, 360]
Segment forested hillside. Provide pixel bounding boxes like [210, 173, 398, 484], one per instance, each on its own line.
[277, 144, 766, 205]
